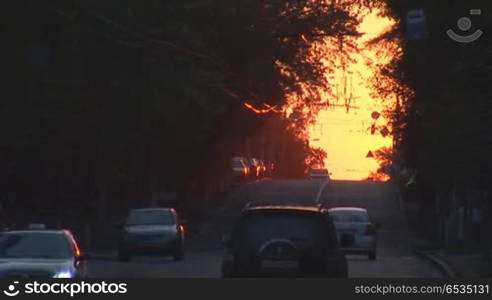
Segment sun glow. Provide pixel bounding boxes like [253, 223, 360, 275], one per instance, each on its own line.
[309, 11, 396, 180]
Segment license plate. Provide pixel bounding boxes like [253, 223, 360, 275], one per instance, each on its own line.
[261, 260, 298, 269]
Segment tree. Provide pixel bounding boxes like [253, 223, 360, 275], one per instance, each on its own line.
[0, 0, 386, 226]
[372, 0, 492, 247]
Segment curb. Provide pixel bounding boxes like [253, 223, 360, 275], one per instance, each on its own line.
[415, 250, 456, 278]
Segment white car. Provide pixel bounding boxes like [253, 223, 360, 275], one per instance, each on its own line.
[118, 208, 185, 261]
[309, 168, 330, 180]
[231, 157, 249, 180]
[328, 207, 379, 260]
[0, 230, 90, 278]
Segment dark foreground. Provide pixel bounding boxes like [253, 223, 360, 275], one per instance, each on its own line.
[88, 179, 443, 278]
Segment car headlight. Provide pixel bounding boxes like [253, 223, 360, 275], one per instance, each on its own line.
[53, 271, 74, 278]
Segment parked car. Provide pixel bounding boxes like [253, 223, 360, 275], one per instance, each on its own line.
[118, 208, 185, 262]
[247, 158, 261, 178]
[328, 207, 379, 260]
[257, 160, 267, 177]
[231, 157, 249, 181]
[0, 229, 90, 278]
[239, 158, 251, 179]
[221, 205, 348, 277]
[309, 168, 331, 180]
[266, 161, 275, 177]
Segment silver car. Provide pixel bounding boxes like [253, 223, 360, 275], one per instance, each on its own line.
[118, 208, 185, 261]
[231, 157, 249, 180]
[328, 207, 379, 260]
[0, 230, 89, 278]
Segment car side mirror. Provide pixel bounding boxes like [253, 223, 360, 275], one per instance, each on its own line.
[222, 234, 231, 247]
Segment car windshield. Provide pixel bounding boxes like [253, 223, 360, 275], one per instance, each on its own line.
[330, 210, 369, 223]
[126, 209, 175, 226]
[0, 232, 72, 259]
[234, 213, 335, 251]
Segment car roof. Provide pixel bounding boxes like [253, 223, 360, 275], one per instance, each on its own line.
[327, 207, 367, 212]
[244, 205, 327, 214]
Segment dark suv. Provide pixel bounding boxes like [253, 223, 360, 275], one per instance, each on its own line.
[221, 205, 348, 277]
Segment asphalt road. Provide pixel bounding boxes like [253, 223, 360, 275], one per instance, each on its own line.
[88, 179, 443, 278]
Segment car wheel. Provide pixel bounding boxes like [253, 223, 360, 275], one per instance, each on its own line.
[368, 251, 376, 260]
[118, 250, 131, 262]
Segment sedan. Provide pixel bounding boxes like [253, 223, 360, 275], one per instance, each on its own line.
[257, 160, 267, 177]
[328, 207, 379, 260]
[309, 168, 331, 180]
[118, 208, 185, 261]
[0, 230, 89, 278]
[231, 157, 249, 181]
[247, 158, 261, 179]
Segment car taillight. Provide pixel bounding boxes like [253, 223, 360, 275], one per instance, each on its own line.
[365, 224, 376, 235]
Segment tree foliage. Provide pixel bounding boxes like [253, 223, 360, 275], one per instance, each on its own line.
[373, 0, 492, 189]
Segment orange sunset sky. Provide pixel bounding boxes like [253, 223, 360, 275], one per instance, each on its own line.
[309, 11, 395, 180]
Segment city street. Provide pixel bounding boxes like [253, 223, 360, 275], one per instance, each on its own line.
[88, 179, 443, 278]
[3, 2, 491, 288]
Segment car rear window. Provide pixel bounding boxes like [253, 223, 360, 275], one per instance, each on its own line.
[233, 212, 337, 251]
[329, 210, 369, 223]
[126, 209, 175, 226]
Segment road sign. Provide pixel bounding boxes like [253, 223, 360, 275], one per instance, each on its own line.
[371, 111, 380, 120]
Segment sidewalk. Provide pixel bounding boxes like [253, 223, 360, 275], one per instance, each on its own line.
[410, 236, 491, 278]
[435, 252, 491, 278]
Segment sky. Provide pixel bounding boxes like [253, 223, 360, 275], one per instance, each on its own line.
[309, 11, 395, 180]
